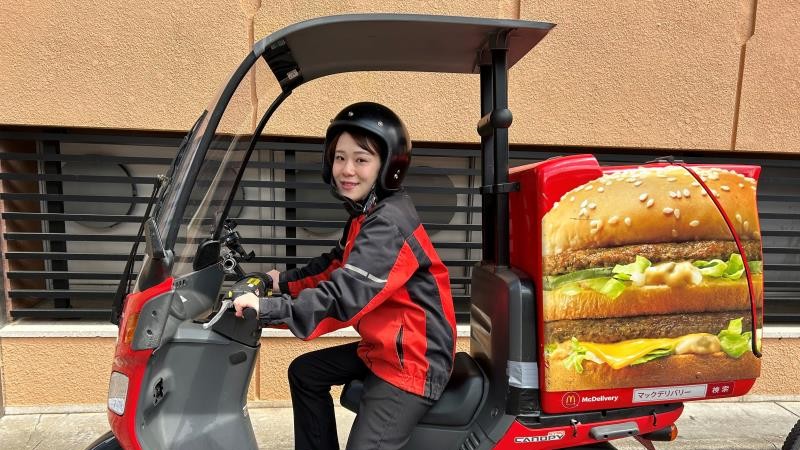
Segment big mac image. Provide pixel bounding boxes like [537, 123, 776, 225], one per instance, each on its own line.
[542, 166, 762, 391]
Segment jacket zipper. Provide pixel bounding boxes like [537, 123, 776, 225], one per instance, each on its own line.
[395, 324, 405, 369]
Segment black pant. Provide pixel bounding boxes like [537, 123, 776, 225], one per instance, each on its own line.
[288, 342, 434, 450]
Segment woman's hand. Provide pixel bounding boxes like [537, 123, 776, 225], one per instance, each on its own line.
[266, 269, 281, 293]
[233, 292, 260, 318]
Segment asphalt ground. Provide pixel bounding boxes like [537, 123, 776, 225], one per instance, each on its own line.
[1, 401, 798, 449]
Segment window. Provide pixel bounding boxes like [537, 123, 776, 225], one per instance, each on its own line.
[1, 131, 798, 323]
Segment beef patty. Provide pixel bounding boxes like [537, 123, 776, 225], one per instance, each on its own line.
[544, 240, 762, 276]
[544, 310, 758, 344]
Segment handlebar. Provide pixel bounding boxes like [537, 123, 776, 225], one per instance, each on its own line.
[203, 299, 233, 329]
[202, 296, 261, 330]
[243, 307, 258, 321]
[222, 219, 255, 261]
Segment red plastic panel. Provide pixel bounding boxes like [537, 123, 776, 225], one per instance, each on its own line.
[108, 277, 174, 450]
[493, 405, 683, 449]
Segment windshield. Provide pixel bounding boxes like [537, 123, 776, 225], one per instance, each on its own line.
[156, 54, 277, 276]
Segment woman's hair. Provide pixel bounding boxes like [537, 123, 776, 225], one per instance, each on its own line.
[325, 129, 383, 164]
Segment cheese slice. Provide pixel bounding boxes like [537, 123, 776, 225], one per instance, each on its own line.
[580, 333, 715, 370]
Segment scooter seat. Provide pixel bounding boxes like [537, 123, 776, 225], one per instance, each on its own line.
[340, 352, 485, 427]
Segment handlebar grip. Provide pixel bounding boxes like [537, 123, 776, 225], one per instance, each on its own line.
[243, 307, 258, 321]
[230, 272, 273, 298]
[264, 274, 274, 294]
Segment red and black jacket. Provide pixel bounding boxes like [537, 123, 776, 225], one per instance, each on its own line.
[258, 190, 457, 400]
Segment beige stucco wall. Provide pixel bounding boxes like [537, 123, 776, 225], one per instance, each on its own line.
[0, 337, 116, 406]
[0, 335, 471, 408]
[1, 1, 798, 151]
[516, 0, 742, 150]
[734, 0, 800, 151]
[0, 334, 795, 409]
[750, 338, 800, 396]
[0, 0, 799, 413]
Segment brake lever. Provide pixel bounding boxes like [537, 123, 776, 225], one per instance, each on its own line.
[203, 299, 233, 329]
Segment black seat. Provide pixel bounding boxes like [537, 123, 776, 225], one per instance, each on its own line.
[340, 351, 486, 427]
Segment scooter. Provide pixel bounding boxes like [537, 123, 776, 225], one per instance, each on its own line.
[87, 13, 765, 450]
[786, 420, 800, 450]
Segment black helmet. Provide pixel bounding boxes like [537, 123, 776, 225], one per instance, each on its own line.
[322, 102, 411, 193]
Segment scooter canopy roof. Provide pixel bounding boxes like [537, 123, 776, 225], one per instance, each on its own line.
[151, 13, 556, 269]
[253, 14, 555, 91]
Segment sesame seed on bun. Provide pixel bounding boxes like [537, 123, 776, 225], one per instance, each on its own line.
[543, 166, 760, 256]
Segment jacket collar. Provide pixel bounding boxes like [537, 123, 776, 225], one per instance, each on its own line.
[330, 185, 379, 217]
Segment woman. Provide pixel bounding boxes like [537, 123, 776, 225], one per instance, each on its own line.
[233, 102, 456, 450]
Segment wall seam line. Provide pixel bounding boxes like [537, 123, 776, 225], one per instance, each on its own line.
[0, 154, 11, 324]
[731, 0, 759, 150]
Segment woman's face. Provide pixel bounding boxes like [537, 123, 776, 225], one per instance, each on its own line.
[331, 131, 381, 202]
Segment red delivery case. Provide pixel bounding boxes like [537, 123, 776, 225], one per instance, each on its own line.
[508, 154, 763, 414]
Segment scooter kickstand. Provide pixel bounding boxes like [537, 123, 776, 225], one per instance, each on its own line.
[633, 435, 657, 450]
[570, 419, 580, 437]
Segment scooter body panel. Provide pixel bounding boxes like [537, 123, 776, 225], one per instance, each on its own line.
[106, 262, 261, 450]
[109, 277, 173, 450]
[402, 425, 481, 450]
[496, 403, 683, 449]
[470, 263, 539, 445]
[135, 321, 259, 450]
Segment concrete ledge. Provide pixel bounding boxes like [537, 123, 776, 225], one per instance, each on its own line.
[7, 396, 800, 416]
[692, 394, 800, 403]
[738, 394, 800, 402]
[0, 320, 791, 339]
[5, 404, 108, 415]
[0, 321, 472, 338]
[762, 325, 800, 339]
[0, 321, 118, 338]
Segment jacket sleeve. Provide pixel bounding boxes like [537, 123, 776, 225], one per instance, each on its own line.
[278, 219, 350, 297]
[258, 213, 418, 340]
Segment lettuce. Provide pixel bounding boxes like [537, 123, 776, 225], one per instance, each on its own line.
[548, 253, 761, 301]
[717, 318, 752, 358]
[693, 253, 762, 281]
[723, 253, 745, 280]
[583, 277, 626, 299]
[630, 346, 674, 366]
[612, 255, 652, 281]
[544, 267, 614, 290]
[563, 338, 589, 374]
[693, 258, 728, 277]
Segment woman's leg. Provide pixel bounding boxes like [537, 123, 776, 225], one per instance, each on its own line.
[288, 341, 367, 450]
[345, 373, 434, 450]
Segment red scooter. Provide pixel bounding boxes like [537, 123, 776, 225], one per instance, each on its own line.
[87, 14, 764, 450]
[786, 420, 800, 450]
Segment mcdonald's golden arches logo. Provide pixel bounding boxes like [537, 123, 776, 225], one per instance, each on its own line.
[561, 391, 580, 409]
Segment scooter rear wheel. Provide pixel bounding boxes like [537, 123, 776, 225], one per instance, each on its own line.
[784, 419, 800, 450]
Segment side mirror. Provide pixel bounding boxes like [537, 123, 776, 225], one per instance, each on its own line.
[194, 239, 221, 271]
[145, 218, 166, 259]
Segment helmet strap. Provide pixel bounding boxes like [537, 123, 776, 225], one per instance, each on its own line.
[361, 186, 378, 213]
[329, 184, 378, 217]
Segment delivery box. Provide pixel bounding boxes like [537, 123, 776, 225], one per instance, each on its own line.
[509, 154, 763, 414]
